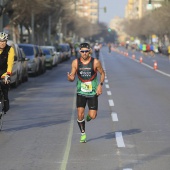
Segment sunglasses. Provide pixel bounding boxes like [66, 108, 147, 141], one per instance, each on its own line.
[80, 50, 90, 53]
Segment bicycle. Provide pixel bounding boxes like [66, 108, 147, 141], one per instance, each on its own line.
[0, 80, 5, 131]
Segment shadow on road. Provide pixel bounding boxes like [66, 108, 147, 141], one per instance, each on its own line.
[87, 128, 142, 142]
[2, 119, 68, 132]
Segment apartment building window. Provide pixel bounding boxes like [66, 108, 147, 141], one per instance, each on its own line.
[84, 12, 89, 16]
[79, 0, 83, 3]
[91, 12, 97, 16]
[91, 6, 98, 9]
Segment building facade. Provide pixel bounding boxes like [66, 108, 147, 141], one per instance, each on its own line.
[75, 0, 99, 23]
[125, 0, 165, 19]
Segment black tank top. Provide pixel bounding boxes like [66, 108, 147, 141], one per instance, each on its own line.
[77, 57, 97, 82]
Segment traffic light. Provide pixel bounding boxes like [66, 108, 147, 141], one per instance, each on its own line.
[147, 0, 152, 10]
[104, 6, 107, 13]
[148, 0, 152, 4]
[108, 28, 112, 32]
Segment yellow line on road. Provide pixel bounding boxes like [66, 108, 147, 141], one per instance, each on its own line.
[60, 88, 76, 170]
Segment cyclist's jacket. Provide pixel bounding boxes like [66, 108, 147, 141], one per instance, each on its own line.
[76, 57, 98, 97]
[0, 44, 14, 77]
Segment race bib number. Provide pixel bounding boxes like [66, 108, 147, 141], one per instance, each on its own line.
[81, 82, 92, 92]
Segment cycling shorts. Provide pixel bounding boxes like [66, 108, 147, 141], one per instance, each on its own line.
[76, 94, 98, 110]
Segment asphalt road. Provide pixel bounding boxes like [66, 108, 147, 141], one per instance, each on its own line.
[0, 46, 170, 170]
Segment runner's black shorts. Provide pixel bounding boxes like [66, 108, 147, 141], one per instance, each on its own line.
[76, 94, 98, 110]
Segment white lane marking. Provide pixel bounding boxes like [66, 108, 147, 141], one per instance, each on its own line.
[105, 84, 109, 88]
[123, 169, 132, 170]
[156, 69, 170, 77]
[132, 57, 170, 77]
[107, 91, 112, 95]
[105, 76, 107, 79]
[108, 100, 114, 106]
[105, 79, 108, 83]
[111, 112, 118, 121]
[141, 62, 154, 69]
[115, 132, 125, 147]
[60, 89, 76, 170]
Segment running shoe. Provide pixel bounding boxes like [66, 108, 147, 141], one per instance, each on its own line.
[80, 133, 86, 143]
[86, 114, 92, 122]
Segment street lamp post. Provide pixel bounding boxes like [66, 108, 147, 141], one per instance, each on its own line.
[97, 0, 106, 23]
[74, 0, 77, 15]
[31, 12, 34, 44]
[98, 0, 99, 23]
[48, 15, 51, 45]
[0, 0, 3, 31]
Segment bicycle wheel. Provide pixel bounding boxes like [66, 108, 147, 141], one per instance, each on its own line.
[0, 111, 4, 131]
[0, 96, 4, 131]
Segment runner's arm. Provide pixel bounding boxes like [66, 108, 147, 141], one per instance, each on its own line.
[67, 59, 77, 82]
[95, 59, 105, 95]
[96, 59, 105, 84]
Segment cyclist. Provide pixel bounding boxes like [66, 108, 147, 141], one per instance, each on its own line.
[93, 43, 100, 59]
[108, 43, 111, 53]
[0, 32, 14, 114]
[67, 42, 105, 143]
[74, 43, 79, 58]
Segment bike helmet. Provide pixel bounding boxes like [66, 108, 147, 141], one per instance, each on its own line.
[0, 32, 8, 41]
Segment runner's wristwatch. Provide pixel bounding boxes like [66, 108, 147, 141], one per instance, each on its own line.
[100, 82, 103, 86]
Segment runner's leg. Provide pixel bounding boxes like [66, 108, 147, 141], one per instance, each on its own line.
[76, 95, 87, 142]
[86, 95, 98, 121]
[77, 107, 85, 133]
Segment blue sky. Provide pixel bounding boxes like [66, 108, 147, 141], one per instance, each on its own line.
[99, 0, 128, 25]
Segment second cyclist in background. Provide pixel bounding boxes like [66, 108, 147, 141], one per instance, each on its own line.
[94, 43, 100, 59]
[108, 43, 111, 53]
[74, 43, 79, 58]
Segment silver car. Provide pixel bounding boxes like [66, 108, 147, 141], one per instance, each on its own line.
[18, 44, 40, 76]
[41, 46, 59, 66]
[19, 48, 29, 82]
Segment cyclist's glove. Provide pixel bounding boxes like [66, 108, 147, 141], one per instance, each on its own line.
[4, 75, 11, 84]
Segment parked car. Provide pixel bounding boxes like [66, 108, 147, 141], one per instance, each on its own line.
[59, 43, 71, 60]
[35, 45, 46, 74]
[19, 48, 29, 82]
[55, 44, 66, 62]
[41, 46, 58, 66]
[18, 44, 40, 76]
[41, 47, 53, 69]
[7, 40, 23, 87]
[64, 43, 72, 59]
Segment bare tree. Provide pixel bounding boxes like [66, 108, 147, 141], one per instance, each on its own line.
[2, 0, 104, 44]
[123, 2, 170, 43]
